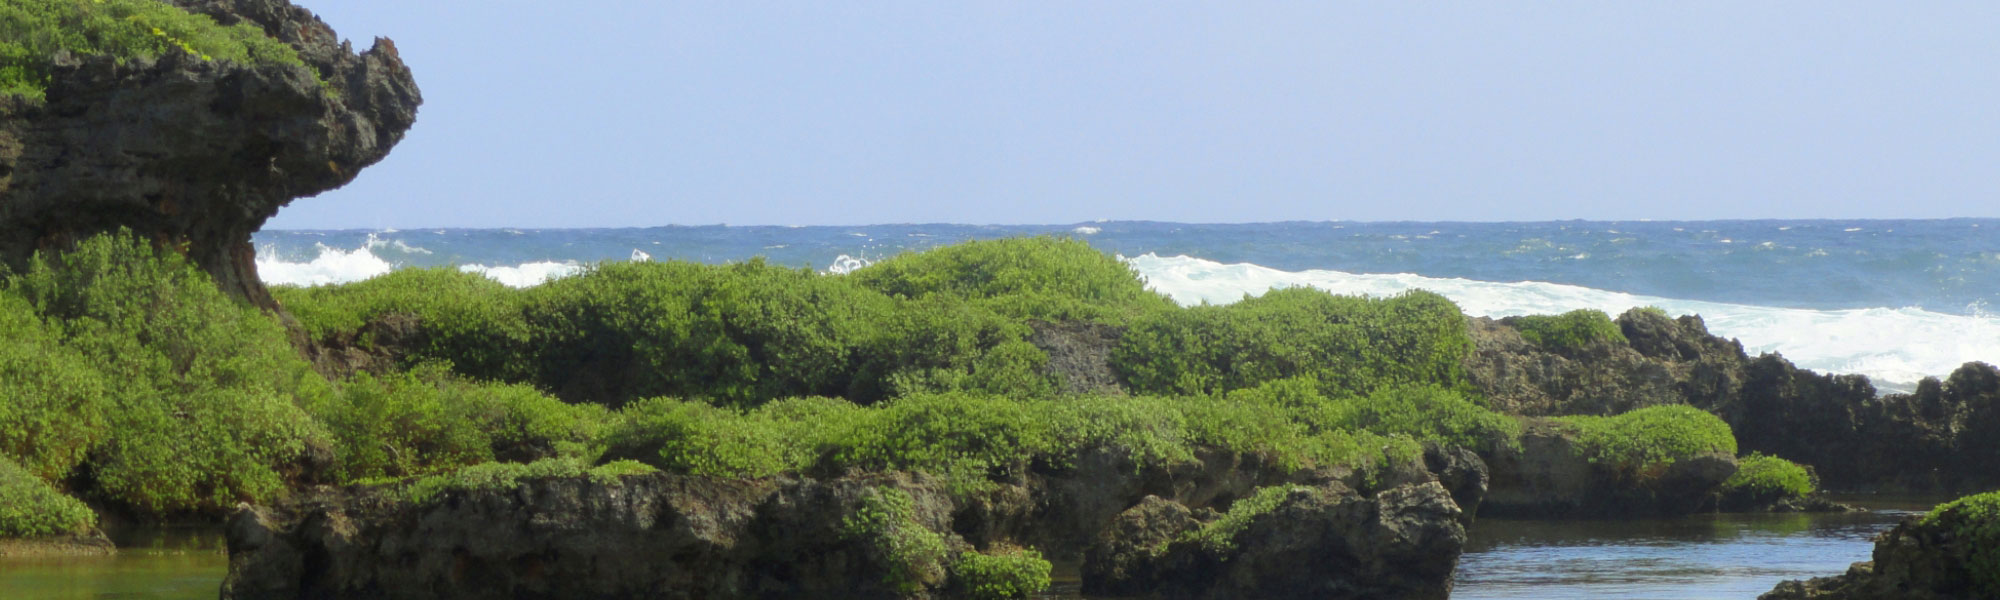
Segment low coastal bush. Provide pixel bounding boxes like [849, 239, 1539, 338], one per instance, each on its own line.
[1507, 309, 1626, 352]
[1554, 405, 1737, 477]
[0, 293, 108, 481]
[0, 0, 309, 102]
[951, 547, 1053, 600]
[841, 486, 950, 594]
[274, 268, 532, 380]
[1722, 453, 1817, 502]
[305, 365, 606, 483]
[0, 456, 95, 537]
[1182, 485, 1300, 553]
[603, 391, 1424, 497]
[1112, 288, 1473, 398]
[849, 236, 1175, 325]
[399, 457, 656, 505]
[7, 232, 331, 515]
[520, 259, 893, 406]
[1285, 382, 1522, 452]
[1921, 491, 2000, 597]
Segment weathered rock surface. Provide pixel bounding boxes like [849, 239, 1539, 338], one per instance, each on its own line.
[0, 0, 420, 310]
[1468, 308, 2000, 493]
[1480, 420, 1739, 517]
[1760, 512, 1991, 600]
[1081, 482, 1467, 600]
[224, 446, 1481, 599]
[224, 472, 966, 600]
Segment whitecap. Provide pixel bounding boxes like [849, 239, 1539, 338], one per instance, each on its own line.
[630, 249, 652, 262]
[458, 262, 583, 288]
[1125, 254, 2000, 390]
[256, 243, 393, 286]
[825, 254, 872, 275]
[1074, 226, 1102, 235]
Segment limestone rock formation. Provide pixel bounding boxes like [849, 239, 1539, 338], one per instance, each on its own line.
[1760, 511, 1992, 600]
[1467, 308, 2000, 493]
[1081, 482, 1467, 600]
[0, 0, 420, 310]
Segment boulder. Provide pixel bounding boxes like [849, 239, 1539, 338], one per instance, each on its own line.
[1081, 482, 1466, 600]
[0, 0, 420, 311]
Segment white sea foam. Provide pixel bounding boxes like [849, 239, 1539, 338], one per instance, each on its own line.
[458, 262, 584, 287]
[1125, 253, 2000, 391]
[1074, 226, 1102, 235]
[255, 243, 393, 286]
[825, 254, 872, 275]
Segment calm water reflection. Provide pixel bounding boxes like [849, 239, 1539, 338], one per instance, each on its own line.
[1453, 502, 1924, 600]
[0, 527, 226, 600]
[0, 498, 1935, 600]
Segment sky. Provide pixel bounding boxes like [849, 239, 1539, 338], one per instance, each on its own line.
[268, 1, 2000, 229]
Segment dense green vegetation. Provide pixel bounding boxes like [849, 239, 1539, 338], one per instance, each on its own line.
[1112, 287, 1473, 398]
[1722, 453, 1817, 503]
[849, 236, 1176, 325]
[1507, 308, 1626, 352]
[1554, 405, 1737, 479]
[1922, 490, 2000, 596]
[0, 0, 308, 102]
[3, 232, 330, 515]
[0, 456, 94, 537]
[842, 486, 952, 594]
[952, 547, 1052, 600]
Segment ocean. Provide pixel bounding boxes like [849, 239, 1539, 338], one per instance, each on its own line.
[252, 219, 2000, 392]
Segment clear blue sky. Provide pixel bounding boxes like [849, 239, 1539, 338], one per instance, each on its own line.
[268, 1, 2000, 229]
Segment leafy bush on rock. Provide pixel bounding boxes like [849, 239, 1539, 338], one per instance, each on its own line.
[1507, 308, 1627, 352]
[1722, 453, 1817, 503]
[1112, 288, 1473, 398]
[0, 456, 95, 537]
[1922, 490, 2000, 597]
[1554, 405, 1736, 477]
[0, 0, 310, 102]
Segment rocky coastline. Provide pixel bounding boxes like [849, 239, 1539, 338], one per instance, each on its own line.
[6, 1, 2000, 599]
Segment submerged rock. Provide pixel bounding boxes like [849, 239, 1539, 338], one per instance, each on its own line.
[0, 0, 420, 311]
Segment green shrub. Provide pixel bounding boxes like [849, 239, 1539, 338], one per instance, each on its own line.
[8, 231, 331, 514]
[520, 259, 889, 407]
[1508, 309, 1627, 352]
[1923, 491, 2000, 597]
[849, 295, 1053, 403]
[0, 0, 311, 102]
[841, 486, 950, 594]
[1294, 383, 1522, 452]
[849, 237, 1175, 325]
[1554, 405, 1737, 478]
[602, 396, 812, 478]
[1723, 453, 1816, 502]
[951, 547, 1053, 600]
[400, 457, 654, 505]
[0, 292, 108, 481]
[274, 268, 532, 380]
[307, 365, 606, 483]
[1182, 485, 1303, 553]
[0, 456, 95, 537]
[1112, 288, 1473, 398]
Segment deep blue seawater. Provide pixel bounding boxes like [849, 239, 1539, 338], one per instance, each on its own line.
[254, 219, 2000, 390]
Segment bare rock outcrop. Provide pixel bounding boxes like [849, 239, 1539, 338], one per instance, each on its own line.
[0, 0, 420, 310]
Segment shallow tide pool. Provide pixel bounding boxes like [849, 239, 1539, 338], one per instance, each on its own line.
[1, 499, 1930, 600]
